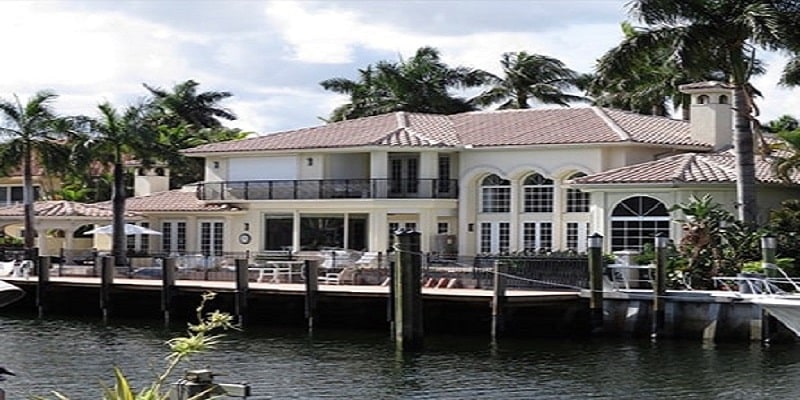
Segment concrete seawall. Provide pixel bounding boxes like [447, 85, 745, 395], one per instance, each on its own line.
[598, 290, 797, 342]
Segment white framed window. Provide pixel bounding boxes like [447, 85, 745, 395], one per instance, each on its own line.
[566, 222, 589, 252]
[161, 221, 187, 255]
[566, 172, 590, 213]
[522, 221, 552, 252]
[522, 173, 553, 213]
[199, 220, 225, 256]
[479, 221, 510, 254]
[610, 196, 670, 252]
[437, 222, 449, 234]
[126, 222, 151, 254]
[481, 174, 510, 213]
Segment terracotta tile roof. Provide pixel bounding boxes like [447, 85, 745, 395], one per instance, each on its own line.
[571, 152, 797, 185]
[119, 189, 233, 213]
[183, 107, 711, 154]
[0, 200, 138, 218]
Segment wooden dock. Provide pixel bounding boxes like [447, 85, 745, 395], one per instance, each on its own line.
[3, 275, 586, 337]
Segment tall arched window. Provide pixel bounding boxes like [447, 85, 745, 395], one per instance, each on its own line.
[522, 173, 553, 212]
[610, 196, 670, 251]
[565, 172, 590, 213]
[480, 174, 510, 213]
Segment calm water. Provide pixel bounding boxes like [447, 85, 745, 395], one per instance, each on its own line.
[1, 313, 800, 399]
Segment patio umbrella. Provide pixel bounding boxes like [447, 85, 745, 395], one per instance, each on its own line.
[85, 223, 162, 236]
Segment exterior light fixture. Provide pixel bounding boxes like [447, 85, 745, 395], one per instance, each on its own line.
[587, 232, 603, 249]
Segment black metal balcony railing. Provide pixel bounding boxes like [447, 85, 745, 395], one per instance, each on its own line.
[197, 178, 458, 201]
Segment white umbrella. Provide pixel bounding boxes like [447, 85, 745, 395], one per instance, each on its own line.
[86, 223, 162, 236]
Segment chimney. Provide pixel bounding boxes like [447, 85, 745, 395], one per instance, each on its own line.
[134, 166, 170, 196]
[678, 81, 733, 151]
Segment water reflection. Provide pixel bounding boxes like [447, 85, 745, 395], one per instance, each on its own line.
[1, 314, 800, 399]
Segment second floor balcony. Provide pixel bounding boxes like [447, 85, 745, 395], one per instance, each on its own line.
[197, 178, 458, 201]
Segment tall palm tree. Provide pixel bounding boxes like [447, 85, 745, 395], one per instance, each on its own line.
[600, 0, 800, 224]
[81, 103, 157, 266]
[143, 79, 236, 129]
[0, 91, 69, 256]
[320, 46, 490, 121]
[473, 52, 585, 109]
[143, 79, 242, 188]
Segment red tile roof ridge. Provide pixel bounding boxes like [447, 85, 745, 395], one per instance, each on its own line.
[591, 107, 631, 141]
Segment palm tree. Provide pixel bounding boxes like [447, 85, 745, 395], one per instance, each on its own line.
[143, 79, 236, 129]
[80, 103, 157, 266]
[320, 46, 490, 121]
[600, 0, 800, 224]
[473, 52, 585, 109]
[0, 91, 69, 256]
[143, 79, 243, 188]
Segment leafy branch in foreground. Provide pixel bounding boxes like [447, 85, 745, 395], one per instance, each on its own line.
[38, 291, 237, 400]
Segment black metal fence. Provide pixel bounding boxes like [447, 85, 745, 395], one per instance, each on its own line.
[422, 253, 589, 291]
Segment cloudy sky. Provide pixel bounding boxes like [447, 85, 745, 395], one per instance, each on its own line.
[1, 0, 798, 135]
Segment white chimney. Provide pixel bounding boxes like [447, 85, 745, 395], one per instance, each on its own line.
[678, 81, 733, 151]
[134, 166, 170, 196]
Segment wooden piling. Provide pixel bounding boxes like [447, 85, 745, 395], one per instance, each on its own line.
[761, 234, 778, 343]
[587, 233, 604, 333]
[36, 256, 50, 318]
[304, 259, 319, 332]
[387, 257, 395, 336]
[100, 256, 115, 322]
[161, 258, 177, 326]
[491, 260, 507, 339]
[652, 235, 668, 339]
[393, 230, 423, 351]
[234, 258, 249, 326]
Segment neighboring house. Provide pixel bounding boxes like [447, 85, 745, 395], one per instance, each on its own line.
[0, 81, 796, 259]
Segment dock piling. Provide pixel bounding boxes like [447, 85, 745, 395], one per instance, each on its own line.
[652, 234, 668, 339]
[162, 258, 177, 326]
[36, 256, 50, 318]
[304, 259, 318, 332]
[761, 234, 778, 343]
[588, 233, 604, 333]
[234, 259, 249, 326]
[100, 256, 115, 323]
[491, 260, 507, 339]
[393, 229, 423, 352]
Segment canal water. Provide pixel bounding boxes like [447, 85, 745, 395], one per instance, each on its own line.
[1, 313, 800, 399]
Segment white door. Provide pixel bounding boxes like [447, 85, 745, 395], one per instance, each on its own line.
[478, 221, 510, 254]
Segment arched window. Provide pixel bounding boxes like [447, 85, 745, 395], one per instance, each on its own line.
[565, 172, 590, 213]
[522, 173, 553, 212]
[610, 196, 670, 252]
[697, 95, 709, 104]
[480, 174, 510, 213]
[718, 95, 728, 104]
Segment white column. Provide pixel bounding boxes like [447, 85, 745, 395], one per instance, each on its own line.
[419, 152, 437, 198]
[292, 211, 301, 252]
[370, 151, 389, 198]
[369, 210, 388, 252]
[509, 179, 520, 252]
[418, 209, 435, 253]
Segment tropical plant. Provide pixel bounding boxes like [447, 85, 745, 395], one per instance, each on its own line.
[75, 103, 158, 266]
[39, 292, 236, 400]
[143, 80, 236, 129]
[473, 51, 585, 109]
[590, 22, 765, 118]
[0, 91, 71, 255]
[602, 0, 800, 224]
[670, 194, 737, 288]
[320, 46, 491, 121]
[768, 199, 800, 273]
[143, 80, 244, 187]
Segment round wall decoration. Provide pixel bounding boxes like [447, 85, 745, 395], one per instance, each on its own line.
[238, 232, 252, 245]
